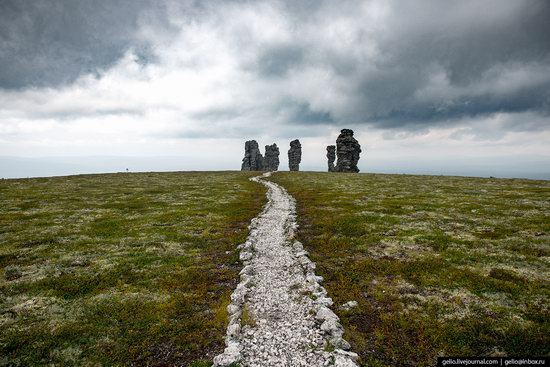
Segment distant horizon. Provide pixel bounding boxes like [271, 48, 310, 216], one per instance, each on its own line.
[2, 154, 548, 180]
[1, 1, 549, 182]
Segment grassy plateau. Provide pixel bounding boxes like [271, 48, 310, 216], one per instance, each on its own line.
[271, 172, 549, 366]
[0, 172, 266, 366]
[1, 170, 548, 366]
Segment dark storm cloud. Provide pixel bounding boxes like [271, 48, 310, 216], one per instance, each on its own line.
[348, 0, 550, 127]
[251, 0, 550, 130]
[352, 70, 550, 127]
[255, 44, 304, 78]
[1, 0, 549, 134]
[0, 0, 171, 89]
[288, 103, 333, 124]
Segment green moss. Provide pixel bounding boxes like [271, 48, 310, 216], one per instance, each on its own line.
[271, 172, 550, 365]
[3, 265, 22, 281]
[0, 171, 266, 366]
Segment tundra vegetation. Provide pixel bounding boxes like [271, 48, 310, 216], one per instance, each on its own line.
[0, 172, 265, 366]
[271, 172, 549, 366]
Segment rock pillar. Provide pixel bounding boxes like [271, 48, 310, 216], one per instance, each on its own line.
[288, 139, 302, 171]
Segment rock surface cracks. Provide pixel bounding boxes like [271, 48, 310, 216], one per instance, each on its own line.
[214, 172, 358, 367]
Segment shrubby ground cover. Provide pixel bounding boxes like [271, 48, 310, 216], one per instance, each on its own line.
[271, 172, 549, 366]
[0, 172, 265, 366]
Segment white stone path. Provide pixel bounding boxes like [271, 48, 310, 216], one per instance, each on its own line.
[214, 173, 358, 367]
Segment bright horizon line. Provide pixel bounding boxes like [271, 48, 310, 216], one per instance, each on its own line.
[1, 155, 549, 181]
[3, 169, 548, 182]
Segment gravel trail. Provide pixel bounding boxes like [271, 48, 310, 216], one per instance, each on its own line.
[214, 173, 358, 367]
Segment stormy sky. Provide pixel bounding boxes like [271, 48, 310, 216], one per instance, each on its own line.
[1, 0, 549, 178]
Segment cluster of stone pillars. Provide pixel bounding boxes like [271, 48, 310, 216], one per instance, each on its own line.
[240, 129, 361, 172]
[327, 129, 361, 173]
[241, 141, 301, 172]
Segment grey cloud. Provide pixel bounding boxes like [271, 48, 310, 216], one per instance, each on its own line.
[2, 0, 549, 135]
[251, 0, 550, 131]
[0, 0, 170, 89]
[359, 78, 550, 128]
[284, 102, 333, 125]
[351, 0, 550, 127]
[255, 44, 304, 77]
[192, 108, 244, 122]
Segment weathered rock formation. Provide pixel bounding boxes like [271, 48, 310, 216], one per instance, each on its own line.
[335, 129, 361, 173]
[326, 145, 336, 172]
[241, 140, 264, 171]
[288, 139, 302, 171]
[263, 144, 280, 171]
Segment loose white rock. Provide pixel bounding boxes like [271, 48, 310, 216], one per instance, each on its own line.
[214, 172, 358, 367]
[316, 306, 340, 322]
[339, 301, 359, 311]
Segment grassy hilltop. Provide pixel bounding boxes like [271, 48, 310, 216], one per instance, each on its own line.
[271, 172, 550, 366]
[0, 172, 266, 366]
[1, 171, 549, 366]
